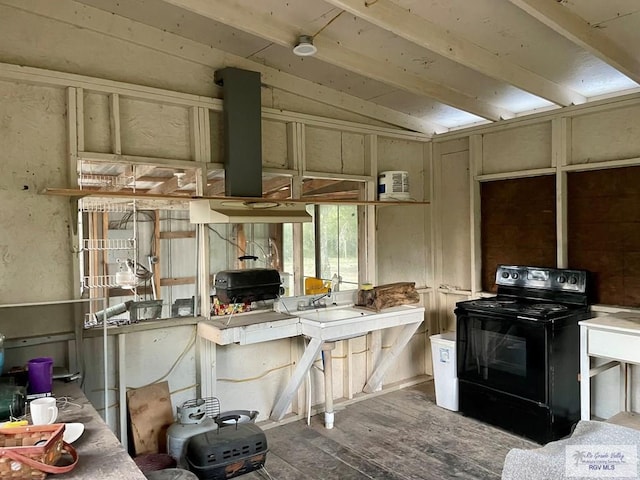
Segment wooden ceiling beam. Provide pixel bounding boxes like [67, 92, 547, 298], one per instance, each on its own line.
[507, 0, 640, 85]
[159, 0, 507, 122]
[9, 0, 436, 135]
[325, 0, 586, 107]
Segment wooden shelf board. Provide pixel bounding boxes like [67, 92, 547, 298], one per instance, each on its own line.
[42, 187, 430, 206]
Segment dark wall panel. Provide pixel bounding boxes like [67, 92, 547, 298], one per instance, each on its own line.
[568, 166, 640, 307]
[481, 176, 557, 292]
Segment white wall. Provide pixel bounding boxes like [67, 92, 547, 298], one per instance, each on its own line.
[432, 95, 640, 419]
[0, 79, 74, 303]
[0, 0, 432, 438]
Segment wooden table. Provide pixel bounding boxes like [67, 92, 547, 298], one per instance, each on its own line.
[580, 314, 640, 429]
[53, 381, 146, 479]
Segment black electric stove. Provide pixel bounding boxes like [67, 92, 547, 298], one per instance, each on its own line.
[458, 296, 589, 325]
[455, 265, 592, 444]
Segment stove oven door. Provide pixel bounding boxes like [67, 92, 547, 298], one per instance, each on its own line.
[456, 310, 546, 403]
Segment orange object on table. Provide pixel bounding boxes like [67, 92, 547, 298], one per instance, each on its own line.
[305, 277, 329, 295]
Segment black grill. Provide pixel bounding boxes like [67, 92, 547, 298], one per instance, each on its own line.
[186, 423, 268, 480]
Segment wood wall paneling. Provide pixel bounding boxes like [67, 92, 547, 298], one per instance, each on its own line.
[376, 137, 428, 287]
[0, 80, 73, 303]
[439, 150, 471, 290]
[262, 119, 288, 169]
[568, 166, 640, 307]
[216, 340, 296, 419]
[380, 326, 426, 384]
[571, 105, 640, 165]
[377, 137, 425, 199]
[305, 127, 342, 173]
[269, 88, 394, 129]
[119, 98, 192, 160]
[208, 110, 224, 164]
[304, 127, 366, 176]
[376, 206, 428, 285]
[83, 92, 111, 153]
[481, 175, 557, 292]
[482, 122, 552, 174]
[341, 132, 366, 176]
[438, 138, 470, 156]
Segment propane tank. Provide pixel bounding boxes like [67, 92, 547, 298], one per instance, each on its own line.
[167, 399, 218, 467]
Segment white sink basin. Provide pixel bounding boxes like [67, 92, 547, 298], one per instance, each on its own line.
[297, 306, 373, 322]
[297, 304, 424, 342]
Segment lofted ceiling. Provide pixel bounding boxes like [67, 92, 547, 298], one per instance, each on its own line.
[71, 0, 640, 135]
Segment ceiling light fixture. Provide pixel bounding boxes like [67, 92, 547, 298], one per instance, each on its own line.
[293, 35, 317, 57]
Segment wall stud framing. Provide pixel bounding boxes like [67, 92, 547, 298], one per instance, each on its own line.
[109, 93, 122, 155]
[469, 135, 483, 295]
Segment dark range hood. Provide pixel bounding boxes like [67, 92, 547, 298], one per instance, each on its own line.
[214, 67, 263, 197]
[190, 67, 310, 224]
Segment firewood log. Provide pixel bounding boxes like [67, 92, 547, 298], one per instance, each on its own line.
[356, 282, 420, 311]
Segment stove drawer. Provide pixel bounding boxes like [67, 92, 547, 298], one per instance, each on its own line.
[588, 328, 640, 364]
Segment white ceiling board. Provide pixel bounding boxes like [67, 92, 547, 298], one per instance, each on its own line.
[159, 0, 508, 120]
[395, 0, 636, 98]
[223, 0, 338, 34]
[558, 50, 637, 98]
[561, 0, 640, 25]
[27, 0, 640, 131]
[76, 0, 271, 57]
[24, 0, 434, 133]
[492, 90, 555, 115]
[371, 90, 486, 129]
[332, 0, 585, 106]
[585, 11, 640, 62]
[250, 43, 396, 102]
[507, 0, 640, 85]
[316, 11, 553, 115]
[254, 43, 490, 130]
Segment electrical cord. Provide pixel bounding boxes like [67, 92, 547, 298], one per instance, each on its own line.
[208, 226, 245, 252]
[126, 329, 196, 390]
[217, 362, 294, 383]
[258, 465, 274, 480]
[208, 226, 278, 267]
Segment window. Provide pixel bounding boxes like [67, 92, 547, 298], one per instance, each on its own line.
[301, 204, 358, 291]
[481, 176, 556, 292]
[568, 166, 640, 307]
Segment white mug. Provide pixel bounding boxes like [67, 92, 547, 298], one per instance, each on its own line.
[30, 397, 58, 425]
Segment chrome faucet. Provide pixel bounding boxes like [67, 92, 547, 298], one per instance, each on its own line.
[297, 291, 330, 311]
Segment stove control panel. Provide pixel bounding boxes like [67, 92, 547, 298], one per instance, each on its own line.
[495, 265, 587, 293]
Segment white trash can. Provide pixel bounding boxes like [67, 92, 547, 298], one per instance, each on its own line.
[430, 332, 458, 411]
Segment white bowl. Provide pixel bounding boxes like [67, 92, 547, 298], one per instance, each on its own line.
[63, 423, 84, 444]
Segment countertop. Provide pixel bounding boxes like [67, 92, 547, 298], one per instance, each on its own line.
[52, 381, 146, 479]
[579, 313, 640, 334]
[198, 310, 299, 345]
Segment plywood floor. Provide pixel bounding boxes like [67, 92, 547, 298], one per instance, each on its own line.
[245, 381, 536, 480]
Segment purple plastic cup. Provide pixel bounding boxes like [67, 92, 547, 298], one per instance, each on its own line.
[27, 357, 53, 394]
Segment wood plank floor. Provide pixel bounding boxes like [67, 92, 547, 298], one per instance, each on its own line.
[243, 381, 536, 480]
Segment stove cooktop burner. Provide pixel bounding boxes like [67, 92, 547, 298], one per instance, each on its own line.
[458, 297, 580, 320]
[527, 303, 567, 312]
[468, 300, 516, 308]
